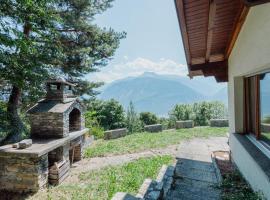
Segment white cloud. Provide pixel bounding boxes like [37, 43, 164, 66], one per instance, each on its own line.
[86, 57, 188, 83]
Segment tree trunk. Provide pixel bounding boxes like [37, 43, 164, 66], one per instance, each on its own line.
[2, 85, 25, 144]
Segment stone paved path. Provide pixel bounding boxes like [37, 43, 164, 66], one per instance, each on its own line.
[165, 137, 229, 200]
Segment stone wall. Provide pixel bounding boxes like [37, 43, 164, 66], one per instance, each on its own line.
[175, 120, 194, 129]
[104, 128, 127, 140]
[210, 119, 229, 127]
[144, 124, 163, 133]
[0, 153, 48, 193]
[30, 113, 66, 138]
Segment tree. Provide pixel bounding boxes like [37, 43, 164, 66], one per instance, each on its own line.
[87, 99, 126, 130]
[139, 112, 158, 125]
[0, 0, 125, 144]
[126, 102, 143, 133]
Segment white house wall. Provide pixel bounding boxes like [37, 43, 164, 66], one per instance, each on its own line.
[228, 3, 270, 199]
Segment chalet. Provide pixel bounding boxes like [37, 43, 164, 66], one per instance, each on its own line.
[175, 0, 270, 198]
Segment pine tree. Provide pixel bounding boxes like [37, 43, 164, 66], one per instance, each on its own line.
[126, 101, 143, 134]
[0, 0, 125, 144]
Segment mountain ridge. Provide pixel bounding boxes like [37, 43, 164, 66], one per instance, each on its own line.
[98, 72, 227, 116]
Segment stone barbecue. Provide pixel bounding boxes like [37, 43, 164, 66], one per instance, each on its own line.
[0, 78, 90, 193]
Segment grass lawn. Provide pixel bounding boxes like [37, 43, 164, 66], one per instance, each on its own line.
[84, 127, 228, 158]
[31, 155, 173, 200]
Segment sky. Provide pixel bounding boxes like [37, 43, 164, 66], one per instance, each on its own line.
[86, 0, 189, 83]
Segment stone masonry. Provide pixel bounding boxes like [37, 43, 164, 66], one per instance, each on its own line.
[0, 153, 48, 193]
[144, 124, 163, 133]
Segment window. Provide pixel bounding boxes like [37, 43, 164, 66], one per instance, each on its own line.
[260, 73, 270, 145]
[245, 72, 270, 145]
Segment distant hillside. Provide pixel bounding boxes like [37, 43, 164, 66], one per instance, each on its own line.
[99, 72, 227, 116]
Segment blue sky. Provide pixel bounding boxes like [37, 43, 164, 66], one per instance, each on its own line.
[86, 0, 189, 83]
[86, 0, 225, 88]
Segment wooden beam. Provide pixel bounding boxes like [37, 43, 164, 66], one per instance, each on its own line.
[206, 0, 216, 61]
[242, 0, 270, 7]
[175, 0, 191, 66]
[189, 60, 227, 71]
[225, 5, 250, 58]
[189, 60, 228, 82]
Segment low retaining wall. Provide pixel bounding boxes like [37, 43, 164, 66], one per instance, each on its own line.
[104, 128, 127, 140]
[144, 124, 162, 133]
[175, 120, 194, 129]
[210, 119, 228, 127]
[261, 123, 270, 133]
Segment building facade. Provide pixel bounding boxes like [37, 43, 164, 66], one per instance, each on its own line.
[175, 0, 270, 198]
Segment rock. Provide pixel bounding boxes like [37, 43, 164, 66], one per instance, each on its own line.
[18, 139, 33, 149]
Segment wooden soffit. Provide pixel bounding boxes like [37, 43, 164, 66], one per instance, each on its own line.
[175, 0, 252, 82]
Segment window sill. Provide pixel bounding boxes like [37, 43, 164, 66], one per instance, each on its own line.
[233, 133, 270, 181]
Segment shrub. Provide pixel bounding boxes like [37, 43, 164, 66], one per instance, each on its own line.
[86, 99, 126, 130]
[91, 126, 104, 139]
[139, 112, 158, 125]
[84, 111, 104, 139]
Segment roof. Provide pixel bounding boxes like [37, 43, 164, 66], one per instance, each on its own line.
[27, 98, 81, 114]
[175, 0, 268, 82]
[47, 78, 76, 87]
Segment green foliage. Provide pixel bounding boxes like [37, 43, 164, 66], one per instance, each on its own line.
[169, 101, 228, 126]
[170, 104, 193, 121]
[139, 112, 158, 125]
[84, 127, 228, 158]
[192, 102, 212, 126]
[262, 115, 270, 124]
[40, 156, 173, 200]
[221, 171, 263, 200]
[126, 102, 143, 134]
[84, 111, 104, 139]
[0, 101, 8, 138]
[86, 99, 126, 130]
[0, 0, 125, 142]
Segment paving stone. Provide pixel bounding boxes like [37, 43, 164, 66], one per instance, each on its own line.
[164, 137, 228, 200]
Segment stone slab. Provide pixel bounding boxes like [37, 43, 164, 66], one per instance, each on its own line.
[0, 128, 89, 157]
[175, 120, 194, 129]
[144, 124, 162, 133]
[104, 128, 127, 140]
[210, 119, 229, 127]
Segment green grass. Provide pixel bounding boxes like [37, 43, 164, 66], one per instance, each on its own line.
[84, 127, 228, 158]
[35, 156, 173, 200]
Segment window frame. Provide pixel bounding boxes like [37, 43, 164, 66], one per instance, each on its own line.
[244, 71, 270, 145]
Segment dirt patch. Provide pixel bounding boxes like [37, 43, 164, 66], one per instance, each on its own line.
[66, 145, 179, 183]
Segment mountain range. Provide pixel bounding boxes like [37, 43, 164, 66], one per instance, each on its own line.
[98, 72, 228, 116]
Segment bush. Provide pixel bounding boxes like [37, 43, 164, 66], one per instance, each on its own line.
[91, 126, 104, 139]
[139, 112, 158, 125]
[84, 111, 104, 139]
[86, 99, 126, 130]
[126, 102, 143, 134]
